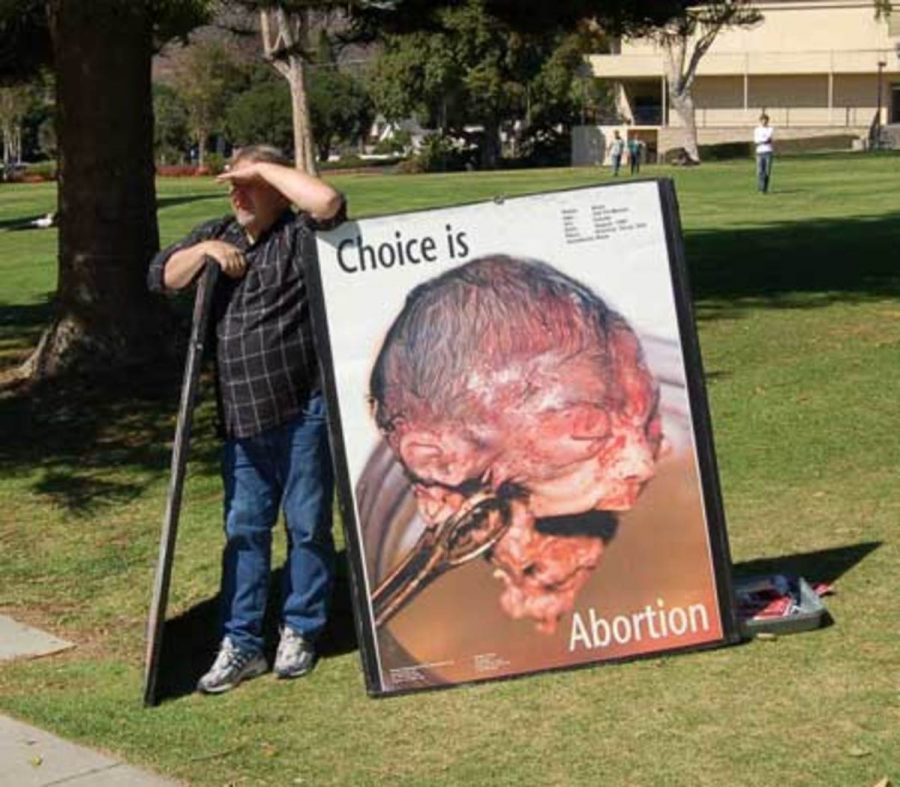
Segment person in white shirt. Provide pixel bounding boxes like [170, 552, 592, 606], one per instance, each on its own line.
[753, 114, 774, 193]
[610, 131, 625, 176]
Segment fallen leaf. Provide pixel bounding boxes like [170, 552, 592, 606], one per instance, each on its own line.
[755, 631, 777, 641]
[848, 745, 871, 758]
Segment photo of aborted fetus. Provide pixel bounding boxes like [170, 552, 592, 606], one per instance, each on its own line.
[358, 255, 668, 634]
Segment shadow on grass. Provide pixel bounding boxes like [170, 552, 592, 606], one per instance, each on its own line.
[152, 553, 358, 704]
[688, 211, 900, 319]
[0, 217, 55, 231]
[0, 299, 54, 332]
[0, 195, 219, 231]
[0, 360, 223, 516]
[732, 541, 881, 585]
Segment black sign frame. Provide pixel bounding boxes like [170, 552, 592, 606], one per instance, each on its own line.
[307, 178, 740, 697]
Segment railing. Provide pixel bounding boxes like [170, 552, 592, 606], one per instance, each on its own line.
[685, 106, 870, 128]
[589, 48, 899, 77]
[632, 107, 663, 126]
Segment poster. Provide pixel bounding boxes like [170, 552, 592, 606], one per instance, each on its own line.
[311, 179, 739, 696]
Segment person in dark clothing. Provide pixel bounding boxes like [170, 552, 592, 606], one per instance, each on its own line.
[147, 145, 345, 694]
[628, 137, 642, 175]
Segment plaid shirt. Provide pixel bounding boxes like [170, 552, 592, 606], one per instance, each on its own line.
[148, 204, 345, 439]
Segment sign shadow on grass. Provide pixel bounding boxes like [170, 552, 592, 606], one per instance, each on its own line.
[731, 540, 881, 630]
[688, 212, 900, 320]
[732, 540, 880, 583]
[152, 550, 358, 704]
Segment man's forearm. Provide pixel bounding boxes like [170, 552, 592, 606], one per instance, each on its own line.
[162, 243, 214, 291]
[255, 163, 343, 221]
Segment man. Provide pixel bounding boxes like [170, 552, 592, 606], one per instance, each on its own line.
[610, 130, 625, 177]
[148, 145, 345, 694]
[628, 136, 642, 175]
[753, 113, 774, 193]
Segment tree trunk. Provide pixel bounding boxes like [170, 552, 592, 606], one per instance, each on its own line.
[480, 118, 501, 170]
[287, 56, 317, 175]
[260, 8, 318, 175]
[668, 87, 701, 164]
[14, 1, 170, 383]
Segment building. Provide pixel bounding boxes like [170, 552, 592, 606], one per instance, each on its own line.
[577, 0, 900, 162]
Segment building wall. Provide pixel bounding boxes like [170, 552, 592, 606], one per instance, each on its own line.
[589, 1, 900, 80]
[616, 1, 897, 62]
[580, 1, 899, 161]
[655, 73, 888, 128]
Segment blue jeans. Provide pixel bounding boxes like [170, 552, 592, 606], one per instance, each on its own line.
[220, 393, 335, 654]
[756, 152, 773, 192]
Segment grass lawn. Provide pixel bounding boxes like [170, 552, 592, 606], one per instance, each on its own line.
[0, 153, 898, 786]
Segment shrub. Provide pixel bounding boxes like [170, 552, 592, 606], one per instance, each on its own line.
[372, 131, 411, 156]
[413, 134, 473, 173]
[663, 147, 705, 165]
[25, 161, 57, 181]
[321, 154, 404, 171]
[503, 129, 571, 169]
[776, 134, 858, 154]
[156, 164, 200, 177]
[395, 157, 426, 174]
[664, 134, 861, 164]
[205, 153, 226, 176]
[698, 141, 753, 161]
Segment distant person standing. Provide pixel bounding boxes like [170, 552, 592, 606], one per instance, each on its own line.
[753, 114, 774, 193]
[610, 131, 625, 177]
[628, 136, 642, 175]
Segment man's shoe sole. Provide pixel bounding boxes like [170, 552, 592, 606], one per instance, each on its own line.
[197, 661, 267, 694]
[274, 662, 315, 680]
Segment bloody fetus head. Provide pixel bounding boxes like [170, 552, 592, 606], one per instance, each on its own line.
[370, 255, 662, 631]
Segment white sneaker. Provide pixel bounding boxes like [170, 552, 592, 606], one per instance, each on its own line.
[274, 627, 317, 679]
[197, 637, 267, 694]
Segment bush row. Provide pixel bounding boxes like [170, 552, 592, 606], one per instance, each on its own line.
[664, 133, 860, 163]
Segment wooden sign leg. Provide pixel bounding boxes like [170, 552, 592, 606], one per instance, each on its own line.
[143, 263, 219, 707]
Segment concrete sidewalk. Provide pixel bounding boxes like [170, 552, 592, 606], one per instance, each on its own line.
[0, 714, 182, 786]
[0, 615, 181, 785]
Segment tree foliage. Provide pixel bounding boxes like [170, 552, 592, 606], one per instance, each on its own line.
[873, 0, 892, 19]
[173, 40, 242, 166]
[0, 0, 52, 84]
[307, 64, 373, 159]
[351, 0, 692, 39]
[0, 83, 36, 165]
[153, 82, 190, 163]
[226, 66, 294, 152]
[0, 0, 212, 85]
[369, 0, 603, 168]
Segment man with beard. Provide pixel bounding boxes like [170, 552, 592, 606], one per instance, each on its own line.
[148, 145, 344, 693]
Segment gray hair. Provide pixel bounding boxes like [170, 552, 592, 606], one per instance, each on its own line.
[231, 144, 291, 168]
